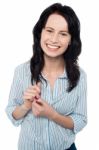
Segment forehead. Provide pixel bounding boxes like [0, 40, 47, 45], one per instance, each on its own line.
[45, 13, 68, 30]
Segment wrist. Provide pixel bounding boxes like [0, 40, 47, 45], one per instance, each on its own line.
[49, 110, 58, 121]
[21, 104, 30, 112]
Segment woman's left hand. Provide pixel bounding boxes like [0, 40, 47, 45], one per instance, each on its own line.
[32, 98, 56, 119]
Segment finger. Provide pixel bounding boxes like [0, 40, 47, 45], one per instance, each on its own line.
[32, 101, 42, 108]
[23, 95, 33, 101]
[26, 88, 37, 94]
[37, 82, 41, 94]
[24, 89, 40, 97]
[33, 97, 42, 102]
[36, 100, 43, 106]
[29, 85, 41, 94]
[37, 82, 41, 88]
[23, 92, 36, 101]
[23, 93, 35, 99]
[35, 82, 41, 92]
[25, 89, 39, 97]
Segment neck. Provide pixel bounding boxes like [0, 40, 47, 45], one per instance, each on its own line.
[42, 55, 65, 74]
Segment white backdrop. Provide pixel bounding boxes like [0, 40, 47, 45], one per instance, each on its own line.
[0, 0, 99, 149]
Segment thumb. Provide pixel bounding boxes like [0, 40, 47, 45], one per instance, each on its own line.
[36, 82, 41, 95]
[36, 98, 43, 105]
[37, 82, 41, 88]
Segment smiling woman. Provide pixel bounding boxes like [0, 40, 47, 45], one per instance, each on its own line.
[40, 13, 71, 58]
[5, 3, 87, 150]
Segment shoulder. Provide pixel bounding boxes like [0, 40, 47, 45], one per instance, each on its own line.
[78, 67, 87, 86]
[79, 67, 87, 79]
[14, 60, 31, 76]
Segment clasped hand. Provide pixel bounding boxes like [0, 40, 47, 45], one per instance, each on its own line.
[22, 82, 55, 119]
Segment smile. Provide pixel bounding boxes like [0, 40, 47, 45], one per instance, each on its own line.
[47, 44, 60, 50]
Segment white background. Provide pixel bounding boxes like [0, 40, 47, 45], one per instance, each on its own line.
[0, 0, 99, 149]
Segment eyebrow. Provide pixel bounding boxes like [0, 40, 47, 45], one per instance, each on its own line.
[45, 27, 69, 33]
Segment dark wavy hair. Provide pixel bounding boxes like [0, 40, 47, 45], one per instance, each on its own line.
[30, 3, 81, 92]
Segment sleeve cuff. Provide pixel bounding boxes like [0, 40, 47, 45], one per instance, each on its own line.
[5, 106, 23, 126]
[69, 114, 87, 134]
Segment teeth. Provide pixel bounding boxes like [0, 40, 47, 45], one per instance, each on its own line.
[47, 44, 59, 49]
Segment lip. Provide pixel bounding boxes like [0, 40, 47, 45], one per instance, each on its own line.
[46, 44, 60, 50]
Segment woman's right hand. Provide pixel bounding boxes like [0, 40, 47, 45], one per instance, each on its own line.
[22, 83, 41, 110]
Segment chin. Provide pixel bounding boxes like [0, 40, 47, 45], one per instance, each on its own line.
[45, 53, 62, 58]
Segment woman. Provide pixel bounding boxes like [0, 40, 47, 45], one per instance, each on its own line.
[6, 3, 87, 150]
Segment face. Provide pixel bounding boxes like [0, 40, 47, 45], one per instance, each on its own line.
[40, 13, 71, 59]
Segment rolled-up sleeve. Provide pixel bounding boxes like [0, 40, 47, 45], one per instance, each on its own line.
[69, 71, 87, 134]
[5, 66, 24, 126]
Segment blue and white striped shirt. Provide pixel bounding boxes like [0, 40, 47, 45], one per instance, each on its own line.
[6, 61, 87, 150]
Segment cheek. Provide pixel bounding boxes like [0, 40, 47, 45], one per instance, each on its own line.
[40, 33, 46, 44]
[40, 33, 44, 46]
[62, 42, 69, 48]
[61, 42, 70, 52]
[63, 38, 71, 47]
[40, 39, 44, 49]
[40, 35, 47, 50]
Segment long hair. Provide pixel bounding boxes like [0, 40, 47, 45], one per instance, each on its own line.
[30, 3, 81, 92]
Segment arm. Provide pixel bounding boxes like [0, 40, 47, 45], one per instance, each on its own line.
[12, 102, 31, 120]
[68, 71, 87, 133]
[51, 112, 74, 129]
[5, 65, 27, 126]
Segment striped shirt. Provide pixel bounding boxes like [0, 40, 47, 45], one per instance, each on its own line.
[6, 61, 87, 150]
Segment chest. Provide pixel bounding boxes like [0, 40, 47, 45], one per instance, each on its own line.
[41, 78, 78, 115]
[22, 75, 78, 115]
[47, 76, 58, 93]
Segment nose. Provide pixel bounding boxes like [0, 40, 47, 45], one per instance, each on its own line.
[50, 33, 59, 43]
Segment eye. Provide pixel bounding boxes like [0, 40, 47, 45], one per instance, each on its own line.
[46, 29, 53, 33]
[60, 33, 68, 36]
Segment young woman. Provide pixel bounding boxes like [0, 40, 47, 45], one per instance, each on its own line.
[6, 3, 87, 150]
